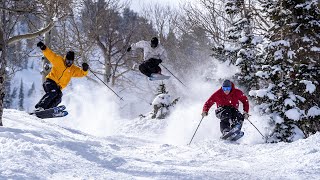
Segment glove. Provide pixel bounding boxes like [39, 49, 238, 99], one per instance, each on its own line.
[201, 111, 208, 117]
[82, 63, 89, 71]
[37, 41, 46, 50]
[243, 112, 250, 120]
[127, 46, 131, 52]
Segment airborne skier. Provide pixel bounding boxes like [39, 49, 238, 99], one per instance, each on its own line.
[33, 41, 89, 118]
[201, 80, 250, 141]
[127, 37, 170, 81]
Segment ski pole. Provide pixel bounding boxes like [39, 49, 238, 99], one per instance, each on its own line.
[160, 64, 187, 87]
[18, 46, 38, 62]
[188, 116, 205, 145]
[89, 69, 124, 101]
[247, 119, 265, 139]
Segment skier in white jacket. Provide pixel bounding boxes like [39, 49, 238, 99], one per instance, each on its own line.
[127, 37, 169, 80]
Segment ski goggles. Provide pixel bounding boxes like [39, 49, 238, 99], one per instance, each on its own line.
[66, 59, 74, 66]
[222, 86, 232, 91]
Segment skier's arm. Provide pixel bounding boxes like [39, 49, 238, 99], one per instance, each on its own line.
[131, 41, 148, 51]
[72, 65, 89, 77]
[238, 91, 249, 113]
[203, 93, 217, 113]
[42, 47, 63, 66]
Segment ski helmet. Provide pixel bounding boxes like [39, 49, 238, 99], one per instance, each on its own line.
[65, 51, 74, 67]
[150, 37, 159, 48]
[222, 79, 232, 91]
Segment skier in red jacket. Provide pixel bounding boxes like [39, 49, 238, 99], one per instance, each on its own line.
[202, 79, 250, 136]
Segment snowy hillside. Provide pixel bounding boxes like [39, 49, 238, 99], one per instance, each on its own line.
[1, 109, 319, 179]
[1, 0, 319, 179]
[5, 48, 319, 179]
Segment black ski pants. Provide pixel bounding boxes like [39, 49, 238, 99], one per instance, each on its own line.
[215, 106, 244, 133]
[139, 58, 162, 77]
[35, 78, 62, 109]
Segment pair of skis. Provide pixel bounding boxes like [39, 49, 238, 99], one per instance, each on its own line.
[220, 124, 244, 141]
[30, 105, 68, 119]
[148, 73, 170, 81]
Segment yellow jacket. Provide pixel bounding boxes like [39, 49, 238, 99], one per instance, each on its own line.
[42, 47, 88, 89]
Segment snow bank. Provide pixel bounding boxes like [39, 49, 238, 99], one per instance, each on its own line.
[1, 110, 319, 179]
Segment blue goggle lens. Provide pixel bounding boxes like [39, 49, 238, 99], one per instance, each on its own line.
[222, 86, 231, 91]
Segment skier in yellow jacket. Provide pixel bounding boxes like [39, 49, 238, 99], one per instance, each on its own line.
[35, 41, 89, 110]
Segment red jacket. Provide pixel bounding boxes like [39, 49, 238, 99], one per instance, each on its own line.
[203, 82, 249, 113]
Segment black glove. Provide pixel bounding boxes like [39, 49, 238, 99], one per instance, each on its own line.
[243, 112, 250, 120]
[82, 63, 89, 71]
[37, 41, 46, 50]
[127, 46, 131, 52]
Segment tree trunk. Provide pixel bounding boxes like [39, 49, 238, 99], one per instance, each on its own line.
[0, 60, 5, 126]
[0, 29, 6, 126]
[111, 75, 116, 86]
[104, 52, 112, 83]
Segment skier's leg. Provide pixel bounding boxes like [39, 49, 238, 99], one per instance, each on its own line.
[146, 58, 162, 74]
[147, 58, 162, 66]
[216, 106, 233, 134]
[139, 61, 152, 77]
[220, 119, 231, 134]
[35, 79, 51, 109]
[36, 90, 59, 109]
[230, 108, 244, 129]
[35, 81, 50, 109]
[36, 93, 58, 110]
[215, 106, 233, 120]
[35, 79, 60, 109]
[154, 66, 161, 74]
[47, 90, 63, 108]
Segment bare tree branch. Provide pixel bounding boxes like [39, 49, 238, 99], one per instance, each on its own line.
[7, 14, 69, 45]
[0, 6, 34, 13]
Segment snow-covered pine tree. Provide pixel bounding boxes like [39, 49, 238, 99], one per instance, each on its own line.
[156, 83, 168, 95]
[151, 83, 179, 119]
[282, 0, 320, 138]
[224, 0, 262, 91]
[27, 82, 35, 97]
[252, 0, 320, 142]
[30, 61, 34, 70]
[18, 79, 24, 110]
[11, 87, 18, 103]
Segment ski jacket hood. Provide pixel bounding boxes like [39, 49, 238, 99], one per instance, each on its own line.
[42, 48, 88, 90]
[202, 82, 249, 113]
[131, 40, 168, 61]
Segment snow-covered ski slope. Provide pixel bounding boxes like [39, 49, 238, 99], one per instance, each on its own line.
[1, 109, 319, 179]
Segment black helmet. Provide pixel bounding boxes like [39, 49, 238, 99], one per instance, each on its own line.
[66, 51, 74, 60]
[65, 51, 74, 67]
[150, 37, 159, 48]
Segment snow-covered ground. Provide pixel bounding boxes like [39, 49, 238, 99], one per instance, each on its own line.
[4, 48, 319, 179]
[1, 108, 319, 179]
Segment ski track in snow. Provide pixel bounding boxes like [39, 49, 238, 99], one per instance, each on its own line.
[0, 109, 319, 179]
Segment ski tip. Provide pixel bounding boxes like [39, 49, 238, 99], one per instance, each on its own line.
[64, 111, 68, 116]
[57, 105, 66, 111]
